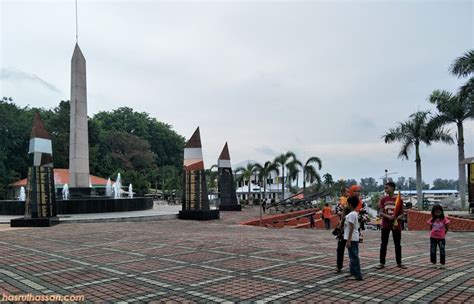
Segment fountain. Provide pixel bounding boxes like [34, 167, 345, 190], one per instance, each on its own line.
[62, 184, 70, 200]
[19, 187, 26, 201]
[105, 178, 112, 197]
[128, 184, 133, 198]
[113, 173, 122, 199]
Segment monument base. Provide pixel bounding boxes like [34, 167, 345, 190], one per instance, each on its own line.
[219, 204, 242, 211]
[10, 217, 60, 227]
[178, 210, 220, 220]
[69, 187, 92, 198]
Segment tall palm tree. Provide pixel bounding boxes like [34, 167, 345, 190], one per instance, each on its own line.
[429, 90, 474, 208]
[274, 151, 297, 200]
[383, 111, 454, 205]
[303, 157, 322, 195]
[254, 161, 279, 200]
[235, 163, 259, 200]
[287, 158, 303, 189]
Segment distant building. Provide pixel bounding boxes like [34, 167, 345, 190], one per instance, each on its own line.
[232, 160, 290, 201]
[399, 190, 458, 204]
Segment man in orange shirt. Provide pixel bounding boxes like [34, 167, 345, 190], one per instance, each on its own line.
[322, 203, 333, 230]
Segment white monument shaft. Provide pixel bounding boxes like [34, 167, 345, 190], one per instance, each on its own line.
[69, 43, 90, 188]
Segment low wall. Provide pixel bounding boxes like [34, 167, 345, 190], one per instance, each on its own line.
[240, 208, 319, 227]
[407, 210, 474, 232]
[0, 197, 153, 215]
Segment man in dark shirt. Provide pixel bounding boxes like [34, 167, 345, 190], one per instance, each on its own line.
[376, 182, 407, 269]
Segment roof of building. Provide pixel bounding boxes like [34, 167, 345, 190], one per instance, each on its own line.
[9, 168, 109, 187]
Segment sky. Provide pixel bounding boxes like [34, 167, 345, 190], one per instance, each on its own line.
[1, 0, 473, 186]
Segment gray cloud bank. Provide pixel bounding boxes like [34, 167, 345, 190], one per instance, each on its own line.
[1, 1, 473, 184]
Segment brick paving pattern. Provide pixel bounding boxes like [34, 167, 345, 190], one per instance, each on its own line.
[0, 207, 473, 303]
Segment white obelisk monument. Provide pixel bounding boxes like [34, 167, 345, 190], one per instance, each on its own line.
[69, 43, 90, 189]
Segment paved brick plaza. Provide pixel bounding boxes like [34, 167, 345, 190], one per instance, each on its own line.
[0, 207, 473, 303]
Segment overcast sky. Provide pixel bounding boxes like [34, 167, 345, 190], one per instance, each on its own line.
[1, 0, 473, 186]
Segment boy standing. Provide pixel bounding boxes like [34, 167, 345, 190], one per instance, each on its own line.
[322, 203, 333, 230]
[344, 196, 363, 280]
[377, 182, 407, 269]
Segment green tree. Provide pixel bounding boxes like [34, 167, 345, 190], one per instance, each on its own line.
[42, 100, 71, 169]
[322, 173, 334, 188]
[450, 49, 474, 78]
[287, 158, 303, 189]
[205, 164, 218, 192]
[254, 161, 279, 199]
[431, 178, 458, 190]
[235, 163, 259, 199]
[0, 98, 35, 198]
[360, 177, 378, 193]
[158, 165, 180, 196]
[92, 107, 185, 169]
[302, 156, 322, 195]
[274, 152, 297, 200]
[371, 193, 381, 210]
[383, 111, 454, 205]
[429, 90, 473, 208]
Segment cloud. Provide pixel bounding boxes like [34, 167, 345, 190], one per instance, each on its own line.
[1, 67, 62, 94]
[254, 145, 279, 158]
[1, 1, 472, 184]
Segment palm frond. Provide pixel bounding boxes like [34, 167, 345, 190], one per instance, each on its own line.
[397, 139, 413, 160]
[429, 90, 453, 104]
[427, 114, 452, 131]
[305, 156, 322, 170]
[450, 49, 474, 78]
[458, 76, 474, 102]
[431, 127, 454, 145]
[383, 126, 406, 143]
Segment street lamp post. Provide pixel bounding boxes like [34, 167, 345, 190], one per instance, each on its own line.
[379, 169, 398, 186]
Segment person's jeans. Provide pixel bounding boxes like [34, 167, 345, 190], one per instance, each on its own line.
[430, 237, 446, 265]
[380, 228, 402, 265]
[324, 218, 331, 230]
[347, 241, 362, 279]
[336, 238, 346, 270]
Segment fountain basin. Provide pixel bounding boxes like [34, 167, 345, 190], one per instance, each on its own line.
[0, 197, 153, 215]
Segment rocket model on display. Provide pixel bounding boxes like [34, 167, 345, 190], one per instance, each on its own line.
[217, 142, 241, 211]
[182, 127, 210, 211]
[24, 112, 57, 220]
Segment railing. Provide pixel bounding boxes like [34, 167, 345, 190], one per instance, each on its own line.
[267, 189, 332, 213]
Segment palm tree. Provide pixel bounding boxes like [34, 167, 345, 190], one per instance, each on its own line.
[383, 111, 454, 205]
[235, 163, 259, 200]
[429, 90, 474, 208]
[287, 158, 303, 189]
[254, 161, 279, 200]
[302, 157, 322, 195]
[322, 173, 334, 188]
[205, 164, 218, 192]
[445, 49, 474, 208]
[274, 151, 297, 200]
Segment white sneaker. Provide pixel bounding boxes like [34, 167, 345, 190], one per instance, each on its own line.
[439, 265, 446, 269]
